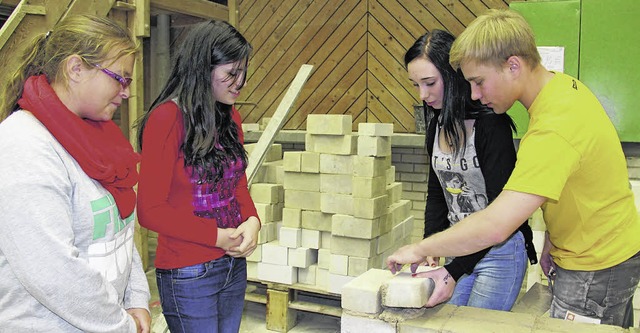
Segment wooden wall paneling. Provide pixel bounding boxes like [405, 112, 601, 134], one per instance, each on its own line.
[239, 0, 273, 42]
[396, 0, 448, 34]
[479, 0, 510, 11]
[246, 0, 364, 129]
[438, 0, 477, 26]
[288, 9, 367, 129]
[367, 51, 415, 131]
[311, 52, 367, 126]
[241, 0, 325, 122]
[418, 0, 466, 35]
[369, 0, 419, 48]
[333, 74, 368, 129]
[243, 1, 291, 59]
[459, 0, 491, 16]
[368, 73, 415, 131]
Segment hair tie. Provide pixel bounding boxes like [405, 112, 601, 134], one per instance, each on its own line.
[45, 31, 52, 39]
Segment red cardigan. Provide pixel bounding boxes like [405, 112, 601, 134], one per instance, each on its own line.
[137, 101, 258, 269]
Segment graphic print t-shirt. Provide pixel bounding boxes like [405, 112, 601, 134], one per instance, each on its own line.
[432, 120, 488, 225]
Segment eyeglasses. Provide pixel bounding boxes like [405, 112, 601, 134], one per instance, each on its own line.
[95, 65, 133, 89]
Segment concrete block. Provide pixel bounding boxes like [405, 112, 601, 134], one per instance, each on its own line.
[261, 241, 289, 265]
[255, 203, 274, 223]
[330, 254, 349, 275]
[357, 136, 391, 157]
[316, 267, 330, 291]
[329, 273, 355, 295]
[257, 262, 297, 285]
[532, 315, 626, 332]
[341, 268, 394, 314]
[283, 151, 302, 172]
[250, 183, 284, 204]
[389, 200, 411, 226]
[352, 175, 387, 198]
[386, 165, 396, 184]
[341, 311, 396, 333]
[320, 174, 353, 194]
[320, 154, 353, 174]
[378, 213, 393, 235]
[332, 214, 381, 239]
[247, 261, 258, 280]
[300, 151, 320, 173]
[306, 114, 352, 135]
[358, 122, 394, 137]
[348, 256, 381, 277]
[381, 272, 435, 308]
[246, 244, 262, 262]
[301, 210, 332, 232]
[353, 195, 388, 219]
[242, 123, 260, 132]
[283, 172, 320, 191]
[298, 264, 317, 286]
[386, 182, 402, 204]
[259, 117, 271, 130]
[376, 231, 393, 255]
[306, 133, 356, 155]
[321, 231, 332, 249]
[282, 207, 302, 228]
[288, 247, 318, 268]
[284, 190, 321, 211]
[321, 193, 354, 215]
[330, 235, 377, 258]
[255, 160, 284, 184]
[352, 155, 388, 177]
[245, 143, 282, 162]
[257, 222, 277, 244]
[301, 228, 321, 249]
[279, 227, 302, 248]
[318, 248, 331, 269]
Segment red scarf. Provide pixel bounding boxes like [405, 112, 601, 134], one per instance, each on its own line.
[18, 75, 140, 219]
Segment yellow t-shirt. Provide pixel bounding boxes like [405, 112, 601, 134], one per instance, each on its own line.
[504, 72, 640, 270]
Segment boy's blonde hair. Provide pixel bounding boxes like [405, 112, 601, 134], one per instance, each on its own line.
[450, 9, 541, 70]
[0, 14, 138, 119]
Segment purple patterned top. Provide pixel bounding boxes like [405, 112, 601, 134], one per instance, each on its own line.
[190, 157, 245, 228]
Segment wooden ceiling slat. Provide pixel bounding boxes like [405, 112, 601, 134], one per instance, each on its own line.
[438, 0, 476, 28]
[238, 0, 269, 35]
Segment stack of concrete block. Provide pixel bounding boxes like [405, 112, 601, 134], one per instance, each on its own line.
[341, 268, 435, 332]
[244, 143, 284, 281]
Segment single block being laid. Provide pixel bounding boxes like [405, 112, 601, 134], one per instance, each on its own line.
[381, 272, 435, 308]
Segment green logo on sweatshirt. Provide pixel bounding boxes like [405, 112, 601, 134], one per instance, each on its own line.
[91, 194, 134, 240]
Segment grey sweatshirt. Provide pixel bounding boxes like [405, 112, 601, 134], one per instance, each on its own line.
[0, 111, 150, 332]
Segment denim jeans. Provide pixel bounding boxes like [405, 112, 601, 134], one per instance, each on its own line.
[550, 250, 640, 328]
[448, 231, 527, 311]
[156, 256, 247, 333]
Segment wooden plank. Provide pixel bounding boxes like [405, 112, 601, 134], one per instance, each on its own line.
[150, 0, 228, 21]
[245, 64, 313, 186]
[266, 289, 297, 332]
[228, 0, 237, 27]
[0, 2, 45, 51]
[289, 299, 342, 317]
[133, 0, 150, 37]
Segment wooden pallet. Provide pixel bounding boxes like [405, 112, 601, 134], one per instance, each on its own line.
[245, 279, 342, 332]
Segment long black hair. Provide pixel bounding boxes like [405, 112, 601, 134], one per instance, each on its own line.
[137, 20, 252, 183]
[404, 29, 514, 157]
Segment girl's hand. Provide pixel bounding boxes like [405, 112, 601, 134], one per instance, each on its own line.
[226, 216, 260, 257]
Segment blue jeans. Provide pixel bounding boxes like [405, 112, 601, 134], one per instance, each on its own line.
[448, 231, 527, 311]
[550, 250, 640, 328]
[156, 256, 247, 333]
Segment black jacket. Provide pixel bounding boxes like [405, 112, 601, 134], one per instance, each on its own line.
[424, 112, 537, 281]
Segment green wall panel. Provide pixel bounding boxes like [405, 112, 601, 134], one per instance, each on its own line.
[580, 0, 640, 142]
[508, 0, 581, 138]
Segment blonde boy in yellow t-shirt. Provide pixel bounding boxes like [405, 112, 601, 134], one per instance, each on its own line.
[386, 9, 640, 328]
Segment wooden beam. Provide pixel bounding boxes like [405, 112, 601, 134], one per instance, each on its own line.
[0, 2, 45, 51]
[150, 0, 228, 21]
[245, 64, 313, 186]
[228, 0, 237, 27]
[113, 1, 135, 11]
[133, 0, 150, 37]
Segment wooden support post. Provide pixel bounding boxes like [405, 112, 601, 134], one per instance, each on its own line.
[245, 64, 313, 186]
[266, 288, 297, 332]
